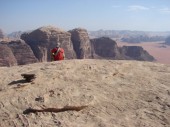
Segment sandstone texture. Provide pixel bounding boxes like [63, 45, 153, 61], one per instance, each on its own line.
[69, 28, 92, 59]
[0, 59, 170, 127]
[21, 26, 76, 62]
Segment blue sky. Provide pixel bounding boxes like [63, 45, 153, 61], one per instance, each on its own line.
[0, 0, 170, 33]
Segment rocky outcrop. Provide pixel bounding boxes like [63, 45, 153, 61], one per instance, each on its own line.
[120, 46, 155, 61]
[69, 28, 92, 59]
[0, 42, 17, 66]
[90, 37, 122, 59]
[21, 26, 76, 62]
[8, 40, 38, 65]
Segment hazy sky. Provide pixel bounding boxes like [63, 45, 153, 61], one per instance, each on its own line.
[0, 0, 170, 33]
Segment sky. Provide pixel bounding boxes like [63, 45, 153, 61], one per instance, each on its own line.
[0, 0, 170, 33]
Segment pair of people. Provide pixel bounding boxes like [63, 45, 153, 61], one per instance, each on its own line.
[51, 43, 65, 61]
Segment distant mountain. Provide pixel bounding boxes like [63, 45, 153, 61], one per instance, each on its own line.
[165, 36, 170, 45]
[0, 29, 4, 39]
[7, 31, 23, 39]
[88, 30, 170, 43]
[121, 35, 165, 43]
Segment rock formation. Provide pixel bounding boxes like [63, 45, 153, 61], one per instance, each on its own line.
[90, 37, 122, 59]
[8, 40, 38, 65]
[0, 26, 155, 67]
[0, 40, 38, 66]
[0, 42, 17, 66]
[69, 28, 92, 59]
[120, 46, 155, 61]
[21, 26, 76, 62]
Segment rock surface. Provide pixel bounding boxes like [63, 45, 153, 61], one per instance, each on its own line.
[0, 59, 170, 127]
[69, 28, 92, 59]
[21, 26, 76, 62]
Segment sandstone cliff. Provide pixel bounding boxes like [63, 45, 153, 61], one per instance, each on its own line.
[8, 40, 38, 65]
[69, 28, 92, 59]
[0, 40, 38, 66]
[0, 42, 17, 66]
[0, 59, 169, 127]
[0, 26, 155, 67]
[91, 37, 122, 59]
[21, 26, 76, 62]
[120, 46, 155, 61]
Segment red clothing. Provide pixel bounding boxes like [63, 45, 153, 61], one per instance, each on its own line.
[51, 47, 65, 61]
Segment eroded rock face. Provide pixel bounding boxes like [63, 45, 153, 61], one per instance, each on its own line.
[0, 40, 38, 67]
[120, 46, 155, 61]
[69, 28, 92, 59]
[0, 42, 17, 66]
[21, 26, 76, 62]
[8, 40, 38, 65]
[90, 37, 121, 59]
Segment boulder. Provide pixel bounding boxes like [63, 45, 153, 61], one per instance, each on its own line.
[21, 26, 76, 62]
[69, 28, 92, 59]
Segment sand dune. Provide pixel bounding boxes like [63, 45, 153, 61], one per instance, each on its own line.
[0, 59, 170, 127]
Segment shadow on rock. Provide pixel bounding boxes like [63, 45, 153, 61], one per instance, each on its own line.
[8, 79, 28, 85]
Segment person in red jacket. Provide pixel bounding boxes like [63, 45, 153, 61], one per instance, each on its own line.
[51, 43, 65, 61]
